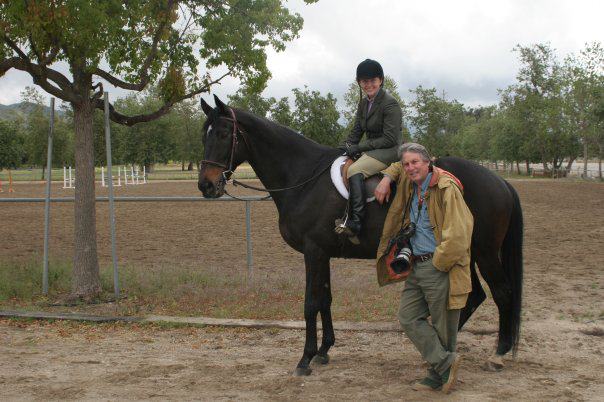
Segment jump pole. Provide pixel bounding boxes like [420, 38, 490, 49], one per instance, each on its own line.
[42, 98, 54, 295]
[104, 92, 120, 299]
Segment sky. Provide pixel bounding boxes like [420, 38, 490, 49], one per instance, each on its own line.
[0, 0, 602, 110]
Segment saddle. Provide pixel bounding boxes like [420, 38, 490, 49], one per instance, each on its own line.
[330, 156, 381, 202]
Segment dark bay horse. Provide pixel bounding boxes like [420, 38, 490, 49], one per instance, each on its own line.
[198, 95, 523, 376]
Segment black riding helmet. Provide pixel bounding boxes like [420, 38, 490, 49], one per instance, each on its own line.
[356, 59, 384, 83]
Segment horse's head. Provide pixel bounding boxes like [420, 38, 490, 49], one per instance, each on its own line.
[198, 95, 249, 198]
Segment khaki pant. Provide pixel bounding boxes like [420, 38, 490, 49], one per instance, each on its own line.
[398, 258, 460, 376]
[347, 154, 388, 179]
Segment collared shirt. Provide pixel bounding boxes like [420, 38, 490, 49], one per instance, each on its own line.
[366, 88, 381, 113]
[409, 172, 437, 255]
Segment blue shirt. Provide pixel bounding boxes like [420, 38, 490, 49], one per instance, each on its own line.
[409, 172, 437, 255]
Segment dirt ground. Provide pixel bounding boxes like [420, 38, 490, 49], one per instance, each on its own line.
[0, 179, 603, 401]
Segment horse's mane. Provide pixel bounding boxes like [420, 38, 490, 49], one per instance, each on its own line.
[209, 107, 339, 156]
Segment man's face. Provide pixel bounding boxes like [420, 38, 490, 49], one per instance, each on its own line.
[402, 152, 430, 185]
[358, 77, 382, 99]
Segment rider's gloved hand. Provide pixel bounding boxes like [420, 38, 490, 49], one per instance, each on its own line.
[345, 144, 361, 159]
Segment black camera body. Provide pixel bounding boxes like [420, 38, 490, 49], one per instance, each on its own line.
[390, 223, 417, 274]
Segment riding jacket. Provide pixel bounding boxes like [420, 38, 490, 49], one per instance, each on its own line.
[376, 163, 473, 309]
[343, 88, 402, 164]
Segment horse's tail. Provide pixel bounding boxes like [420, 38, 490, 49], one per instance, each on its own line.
[502, 181, 523, 356]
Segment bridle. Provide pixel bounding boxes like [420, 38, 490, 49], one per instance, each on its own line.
[200, 107, 248, 184]
[200, 107, 333, 195]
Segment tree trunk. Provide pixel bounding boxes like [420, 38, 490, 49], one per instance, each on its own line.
[525, 160, 530, 176]
[181, 161, 185, 171]
[187, 162, 193, 171]
[71, 97, 102, 298]
[516, 161, 520, 174]
[41, 166, 45, 181]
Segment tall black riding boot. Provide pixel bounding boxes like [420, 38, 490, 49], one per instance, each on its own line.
[334, 173, 366, 244]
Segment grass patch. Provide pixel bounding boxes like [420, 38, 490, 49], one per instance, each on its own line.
[0, 258, 403, 322]
[0, 257, 71, 302]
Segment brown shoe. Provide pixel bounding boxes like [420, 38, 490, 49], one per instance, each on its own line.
[441, 354, 461, 394]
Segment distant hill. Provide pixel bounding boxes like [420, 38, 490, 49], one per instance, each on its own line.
[0, 102, 66, 121]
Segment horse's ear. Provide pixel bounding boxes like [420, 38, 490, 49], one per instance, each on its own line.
[200, 98, 213, 116]
[214, 94, 228, 113]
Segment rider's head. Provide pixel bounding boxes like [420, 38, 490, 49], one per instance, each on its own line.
[356, 59, 384, 99]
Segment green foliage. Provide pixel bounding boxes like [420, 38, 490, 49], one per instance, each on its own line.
[112, 91, 179, 168]
[290, 86, 343, 147]
[228, 85, 276, 118]
[0, 119, 24, 169]
[408, 86, 465, 157]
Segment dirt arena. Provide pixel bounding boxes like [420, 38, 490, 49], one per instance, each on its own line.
[0, 179, 603, 400]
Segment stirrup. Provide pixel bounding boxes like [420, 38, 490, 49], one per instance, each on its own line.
[334, 219, 360, 245]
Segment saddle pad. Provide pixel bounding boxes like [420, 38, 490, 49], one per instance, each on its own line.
[330, 156, 377, 202]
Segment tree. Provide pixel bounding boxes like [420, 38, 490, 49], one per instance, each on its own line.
[1, 0, 315, 299]
[563, 42, 604, 177]
[408, 86, 465, 157]
[228, 85, 276, 119]
[19, 87, 71, 177]
[290, 86, 343, 147]
[510, 43, 581, 173]
[0, 119, 24, 171]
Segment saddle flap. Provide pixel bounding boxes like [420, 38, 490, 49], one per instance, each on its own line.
[330, 156, 380, 202]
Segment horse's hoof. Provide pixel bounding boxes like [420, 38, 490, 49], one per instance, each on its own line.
[293, 367, 312, 376]
[483, 355, 504, 372]
[311, 353, 330, 365]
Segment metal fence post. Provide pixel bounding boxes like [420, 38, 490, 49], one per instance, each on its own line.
[245, 200, 253, 285]
[42, 98, 54, 295]
[104, 92, 120, 299]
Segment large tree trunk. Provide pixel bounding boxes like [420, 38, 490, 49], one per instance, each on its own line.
[71, 91, 102, 298]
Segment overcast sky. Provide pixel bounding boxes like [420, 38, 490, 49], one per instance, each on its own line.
[1, 0, 602, 109]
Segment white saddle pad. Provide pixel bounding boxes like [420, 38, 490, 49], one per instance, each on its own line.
[330, 156, 376, 202]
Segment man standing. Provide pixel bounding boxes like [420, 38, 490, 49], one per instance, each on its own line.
[374, 143, 473, 394]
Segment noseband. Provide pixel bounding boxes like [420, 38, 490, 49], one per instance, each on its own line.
[200, 107, 247, 183]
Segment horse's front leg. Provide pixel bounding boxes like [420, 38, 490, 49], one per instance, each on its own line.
[294, 247, 333, 376]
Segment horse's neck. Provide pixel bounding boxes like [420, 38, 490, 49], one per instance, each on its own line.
[239, 116, 333, 202]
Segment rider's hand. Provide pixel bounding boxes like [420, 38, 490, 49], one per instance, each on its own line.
[374, 176, 392, 204]
[345, 144, 361, 158]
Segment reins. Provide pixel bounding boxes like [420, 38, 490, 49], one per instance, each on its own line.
[201, 107, 333, 195]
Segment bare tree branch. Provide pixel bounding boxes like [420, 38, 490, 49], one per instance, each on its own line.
[0, 55, 78, 103]
[96, 71, 231, 126]
[93, 67, 147, 91]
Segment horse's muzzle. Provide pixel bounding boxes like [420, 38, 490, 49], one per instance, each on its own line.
[198, 178, 225, 198]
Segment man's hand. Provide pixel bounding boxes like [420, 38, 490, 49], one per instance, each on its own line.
[374, 176, 392, 204]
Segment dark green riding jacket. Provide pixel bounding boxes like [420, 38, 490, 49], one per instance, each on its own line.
[343, 88, 403, 164]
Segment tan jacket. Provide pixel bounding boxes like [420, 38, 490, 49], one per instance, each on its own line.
[376, 163, 474, 309]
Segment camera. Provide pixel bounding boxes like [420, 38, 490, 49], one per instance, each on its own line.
[389, 223, 416, 274]
[391, 245, 412, 274]
[400, 222, 416, 239]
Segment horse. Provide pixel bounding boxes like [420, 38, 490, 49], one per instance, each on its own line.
[197, 95, 523, 376]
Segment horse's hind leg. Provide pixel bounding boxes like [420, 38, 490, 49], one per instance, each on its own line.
[475, 250, 514, 368]
[294, 247, 333, 376]
[459, 258, 486, 330]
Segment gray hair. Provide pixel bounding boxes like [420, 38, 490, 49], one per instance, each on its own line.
[397, 142, 431, 161]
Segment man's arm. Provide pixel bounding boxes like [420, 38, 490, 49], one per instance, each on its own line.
[374, 162, 403, 204]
